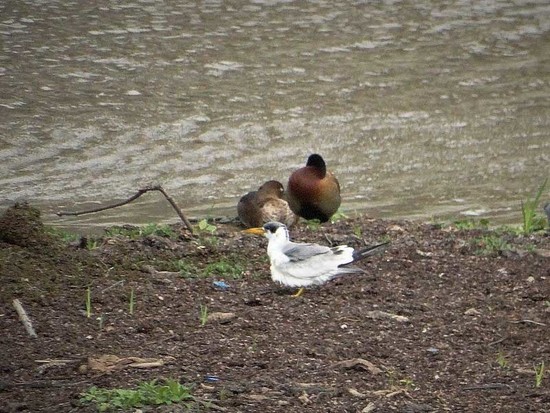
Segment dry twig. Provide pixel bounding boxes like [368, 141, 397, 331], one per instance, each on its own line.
[463, 383, 512, 391]
[56, 185, 194, 234]
[509, 319, 547, 327]
[12, 299, 37, 338]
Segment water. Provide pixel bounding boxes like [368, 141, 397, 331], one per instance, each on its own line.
[1, 0, 549, 230]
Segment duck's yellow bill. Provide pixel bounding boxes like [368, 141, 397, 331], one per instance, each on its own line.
[242, 227, 265, 236]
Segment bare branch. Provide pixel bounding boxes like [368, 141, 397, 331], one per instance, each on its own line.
[56, 185, 194, 234]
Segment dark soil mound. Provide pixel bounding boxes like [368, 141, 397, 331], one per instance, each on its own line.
[0, 203, 54, 248]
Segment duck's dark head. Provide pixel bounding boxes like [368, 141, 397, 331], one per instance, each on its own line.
[305, 154, 327, 175]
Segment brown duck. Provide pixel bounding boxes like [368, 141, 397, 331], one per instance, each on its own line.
[237, 180, 298, 228]
[286, 154, 341, 222]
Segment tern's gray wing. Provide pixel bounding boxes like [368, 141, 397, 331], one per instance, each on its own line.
[282, 242, 331, 262]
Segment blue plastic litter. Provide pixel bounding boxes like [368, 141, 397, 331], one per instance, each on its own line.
[205, 375, 220, 383]
[213, 281, 229, 290]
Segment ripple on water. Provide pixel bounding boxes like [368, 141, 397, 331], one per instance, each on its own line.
[0, 0, 549, 226]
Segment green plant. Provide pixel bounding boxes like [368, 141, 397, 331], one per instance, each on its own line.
[521, 178, 548, 235]
[86, 238, 100, 250]
[399, 377, 415, 391]
[248, 336, 258, 353]
[45, 227, 80, 244]
[105, 225, 142, 238]
[429, 216, 444, 229]
[330, 209, 348, 223]
[493, 224, 522, 236]
[534, 361, 545, 388]
[174, 259, 199, 278]
[196, 219, 217, 234]
[199, 304, 208, 326]
[218, 388, 233, 401]
[204, 259, 244, 279]
[305, 219, 321, 231]
[129, 288, 135, 315]
[474, 235, 511, 255]
[141, 223, 176, 238]
[85, 286, 92, 318]
[386, 369, 415, 391]
[496, 351, 509, 368]
[80, 379, 194, 411]
[353, 225, 362, 238]
[105, 224, 176, 239]
[453, 218, 490, 230]
[194, 219, 219, 247]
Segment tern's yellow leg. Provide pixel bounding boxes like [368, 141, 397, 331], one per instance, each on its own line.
[292, 287, 304, 298]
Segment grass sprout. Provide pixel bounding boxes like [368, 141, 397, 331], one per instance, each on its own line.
[386, 369, 415, 391]
[521, 178, 548, 235]
[85, 286, 92, 318]
[199, 304, 208, 327]
[86, 238, 100, 250]
[534, 361, 545, 388]
[129, 288, 135, 315]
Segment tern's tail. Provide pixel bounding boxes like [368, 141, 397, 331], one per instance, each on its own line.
[352, 242, 389, 262]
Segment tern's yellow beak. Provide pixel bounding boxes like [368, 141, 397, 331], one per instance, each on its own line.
[242, 227, 265, 236]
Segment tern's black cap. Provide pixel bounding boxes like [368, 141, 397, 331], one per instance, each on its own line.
[263, 221, 286, 233]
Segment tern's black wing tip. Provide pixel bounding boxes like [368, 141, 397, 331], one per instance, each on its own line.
[352, 241, 389, 261]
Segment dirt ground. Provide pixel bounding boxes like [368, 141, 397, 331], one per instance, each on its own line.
[0, 203, 549, 412]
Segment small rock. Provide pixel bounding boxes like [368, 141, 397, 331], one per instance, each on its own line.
[244, 297, 262, 306]
[348, 388, 367, 398]
[247, 394, 269, 401]
[362, 402, 376, 413]
[404, 402, 435, 412]
[335, 358, 383, 375]
[464, 308, 481, 316]
[207, 312, 236, 323]
[416, 249, 432, 257]
[298, 391, 311, 405]
[366, 310, 410, 323]
[534, 249, 550, 258]
[387, 225, 405, 232]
